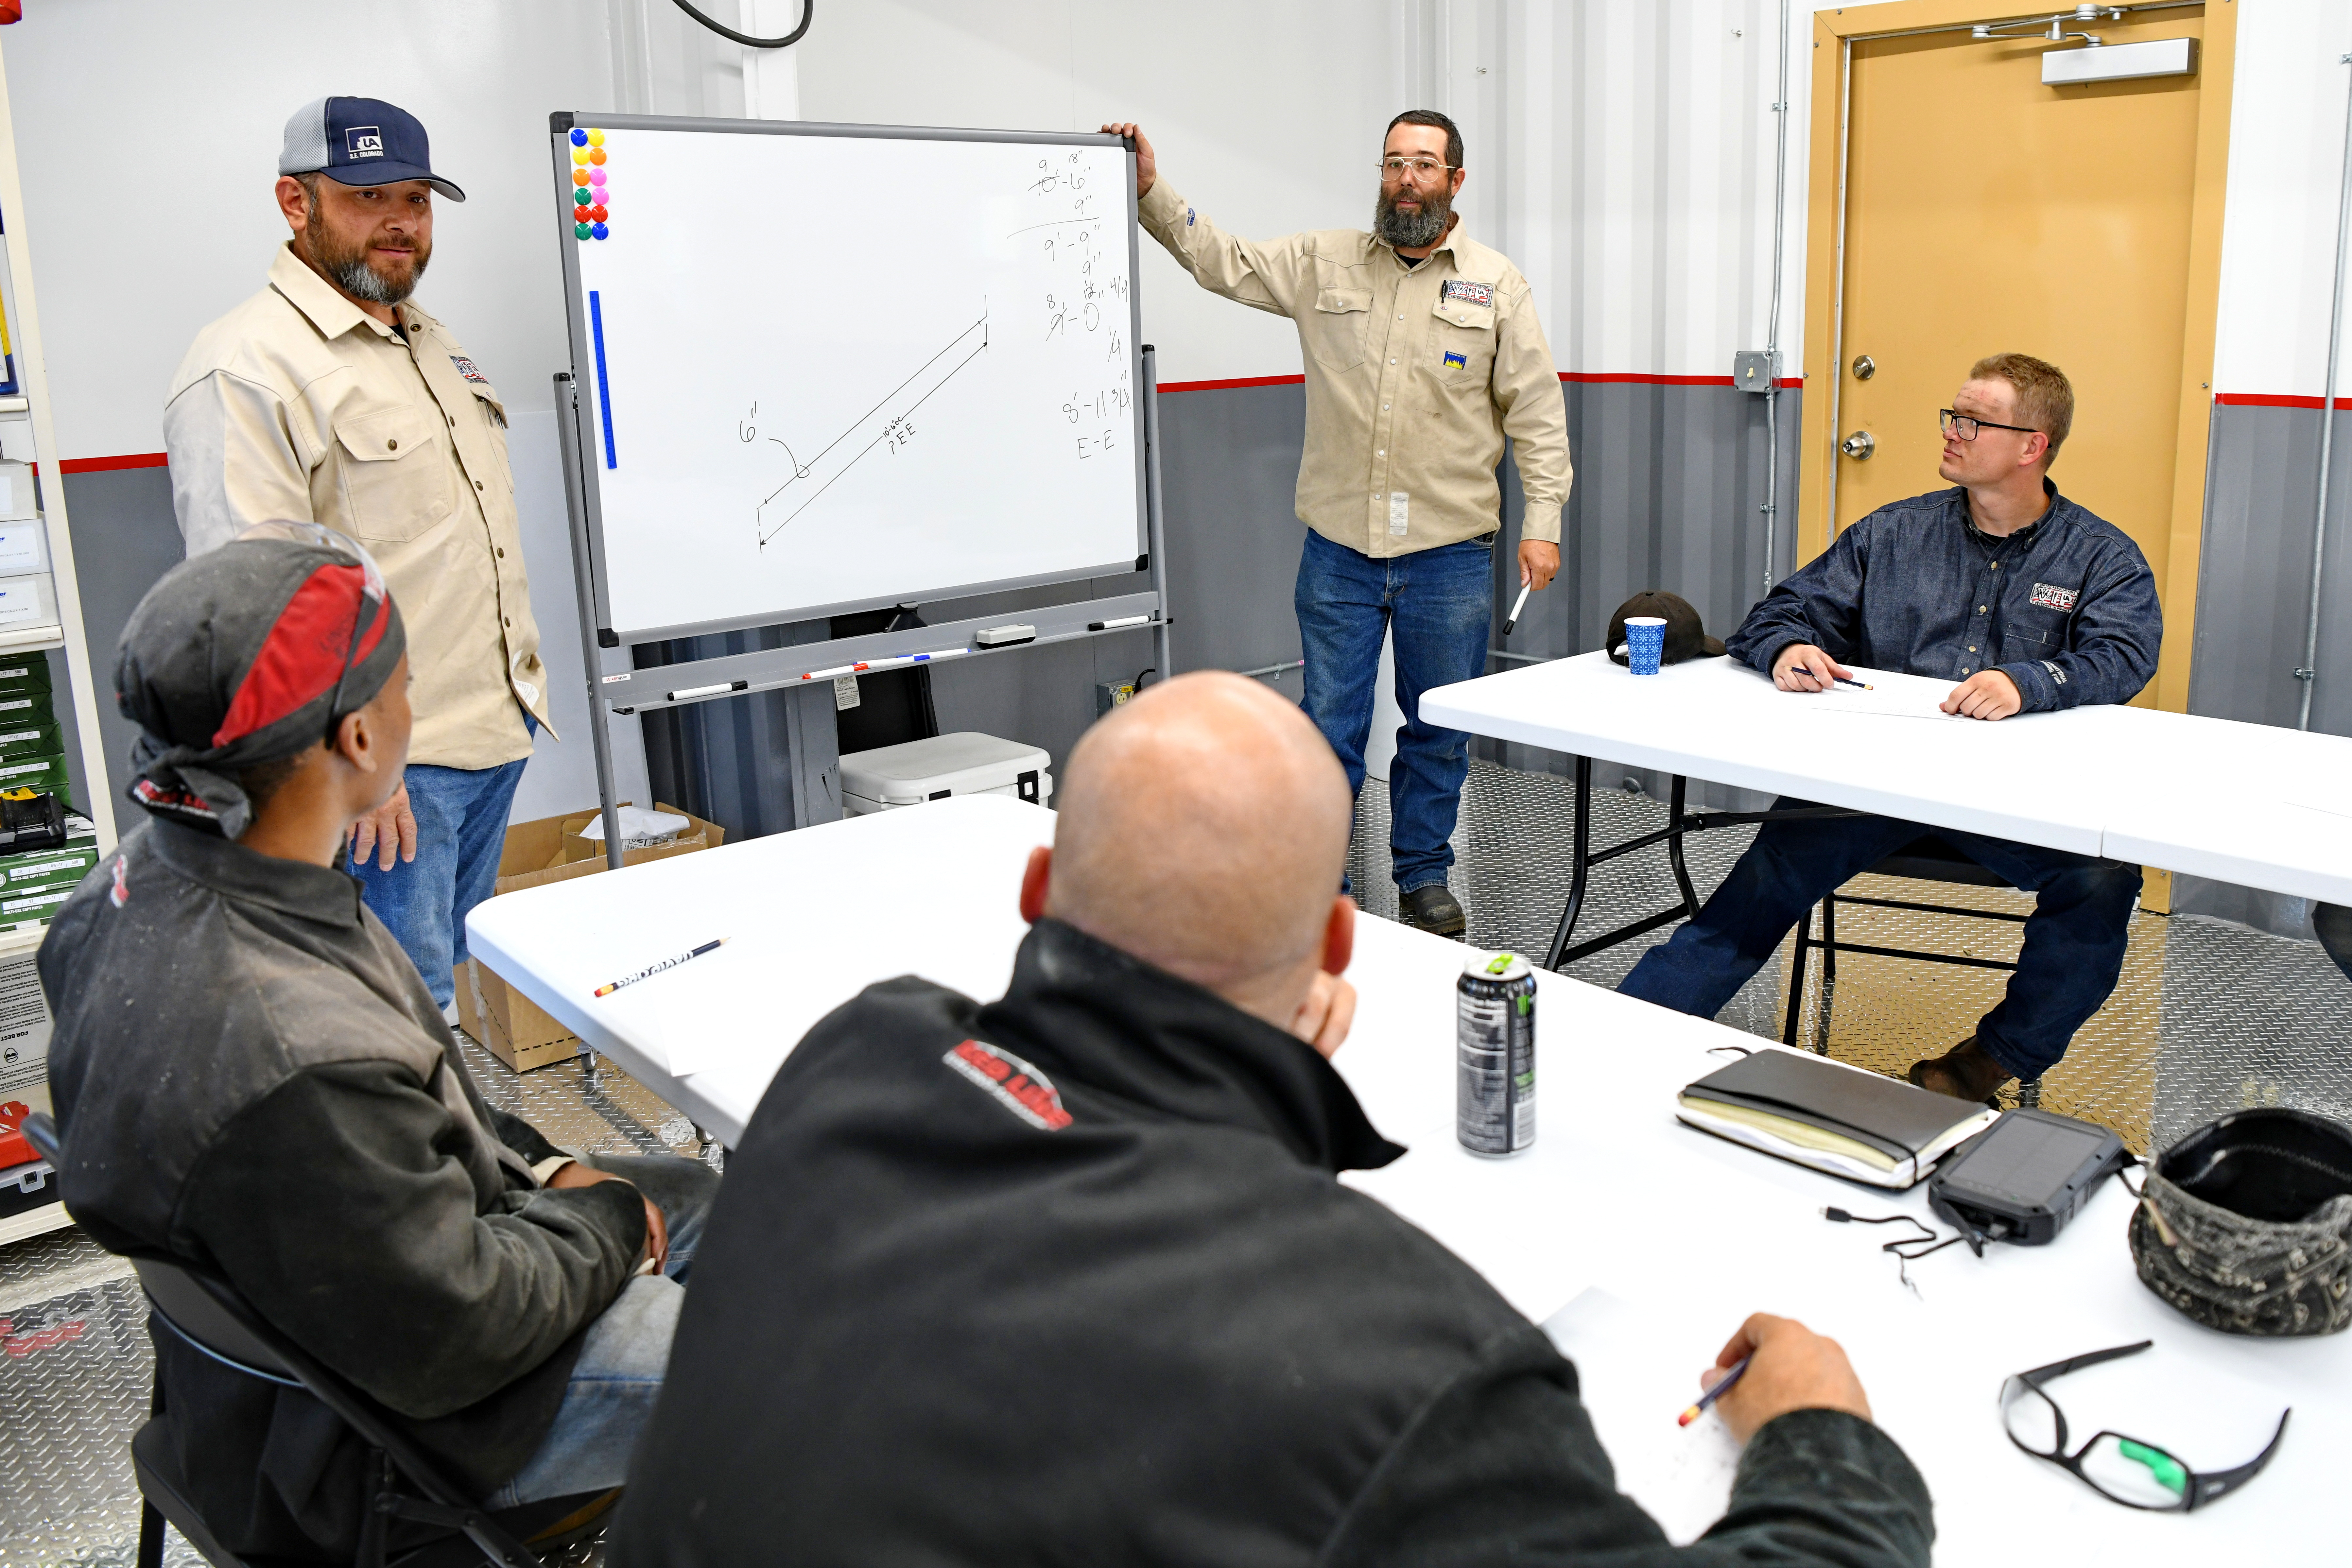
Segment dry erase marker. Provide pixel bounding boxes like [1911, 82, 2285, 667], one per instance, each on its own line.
[800, 664, 860, 681]
[1677, 1357, 1750, 1427]
[1088, 613, 1152, 632]
[1501, 584, 1532, 636]
[912, 648, 969, 663]
[595, 938, 729, 997]
[1832, 675, 1875, 691]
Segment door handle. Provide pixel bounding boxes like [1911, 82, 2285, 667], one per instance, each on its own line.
[1840, 430, 1877, 460]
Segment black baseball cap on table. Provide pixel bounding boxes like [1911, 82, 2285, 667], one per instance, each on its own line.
[278, 96, 466, 202]
[1606, 591, 1726, 666]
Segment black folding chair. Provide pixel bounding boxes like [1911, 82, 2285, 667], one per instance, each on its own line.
[20, 1113, 612, 1568]
[1780, 834, 2043, 1107]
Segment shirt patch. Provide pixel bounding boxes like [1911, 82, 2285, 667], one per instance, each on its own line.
[108, 855, 129, 909]
[943, 1038, 1074, 1131]
[449, 355, 490, 385]
[2042, 659, 2067, 686]
[1444, 351, 1469, 369]
[1185, 207, 1196, 228]
[2030, 582, 2078, 611]
[1441, 279, 1494, 308]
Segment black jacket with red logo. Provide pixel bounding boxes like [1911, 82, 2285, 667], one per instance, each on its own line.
[611, 918, 1933, 1567]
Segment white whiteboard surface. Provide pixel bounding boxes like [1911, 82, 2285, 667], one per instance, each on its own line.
[562, 121, 1144, 642]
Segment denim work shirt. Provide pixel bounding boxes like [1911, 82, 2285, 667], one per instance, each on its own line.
[1724, 481, 2161, 712]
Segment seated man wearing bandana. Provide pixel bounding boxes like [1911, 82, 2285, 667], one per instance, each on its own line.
[41, 533, 718, 1561]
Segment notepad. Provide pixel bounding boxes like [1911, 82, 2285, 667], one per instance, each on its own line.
[1676, 1048, 1998, 1188]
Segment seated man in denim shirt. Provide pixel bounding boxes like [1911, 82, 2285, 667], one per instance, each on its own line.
[1621, 353, 2159, 1102]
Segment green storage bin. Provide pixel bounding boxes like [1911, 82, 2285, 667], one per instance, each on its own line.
[0, 691, 55, 730]
[0, 753, 70, 796]
[0, 844, 96, 894]
[0, 651, 51, 697]
[0, 880, 76, 924]
[0, 719, 59, 761]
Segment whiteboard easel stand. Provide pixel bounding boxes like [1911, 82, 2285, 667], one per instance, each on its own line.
[548, 114, 1171, 869]
[555, 355, 1174, 872]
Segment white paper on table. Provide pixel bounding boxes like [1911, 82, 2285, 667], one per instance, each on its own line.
[1541, 1287, 1742, 1545]
[1789, 684, 1958, 721]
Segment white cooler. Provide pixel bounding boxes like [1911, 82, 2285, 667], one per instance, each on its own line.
[839, 732, 1053, 816]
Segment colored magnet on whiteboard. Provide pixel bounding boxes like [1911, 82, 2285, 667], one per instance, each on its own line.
[589, 147, 607, 165]
[587, 129, 605, 146]
[572, 147, 591, 165]
[589, 204, 608, 221]
[575, 221, 592, 239]
[573, 169, 591, 186]
[591, 222, 610, 240]
[589, 167, 607, 186]
[570, 128, 588, 146]
[574, 189, 593, 209]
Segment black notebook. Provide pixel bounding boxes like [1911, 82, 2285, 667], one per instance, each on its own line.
[1676, 1048, 2000, 1188]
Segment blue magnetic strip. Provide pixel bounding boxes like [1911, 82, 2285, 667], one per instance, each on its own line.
[589, 290, 617, 469]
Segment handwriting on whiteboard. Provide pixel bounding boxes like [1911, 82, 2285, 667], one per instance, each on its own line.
[1022, 149, 1132, 462]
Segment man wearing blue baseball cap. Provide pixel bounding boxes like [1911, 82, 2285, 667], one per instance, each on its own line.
[164, 97, 554, 1020]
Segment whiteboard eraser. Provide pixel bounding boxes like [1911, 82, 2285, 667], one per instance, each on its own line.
[975, 624, 1037, 647]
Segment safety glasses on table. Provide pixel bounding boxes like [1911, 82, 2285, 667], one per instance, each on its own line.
[233, 521, 391, 741]
[1999, 1340, 2290, 1512]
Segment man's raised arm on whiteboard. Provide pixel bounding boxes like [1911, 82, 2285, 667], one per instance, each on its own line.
[1104, 122, 1300, 318]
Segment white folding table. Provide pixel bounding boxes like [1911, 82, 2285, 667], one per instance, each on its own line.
[1419, 652, 2352, 968]
[466, 796, 2345, 1563]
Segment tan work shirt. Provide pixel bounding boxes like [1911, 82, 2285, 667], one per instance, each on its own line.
[1139, 179, 1571, 556]
[164, 245, 551, 771]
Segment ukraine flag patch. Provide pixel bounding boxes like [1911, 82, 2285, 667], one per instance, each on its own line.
[1444, 351, 1468, 370]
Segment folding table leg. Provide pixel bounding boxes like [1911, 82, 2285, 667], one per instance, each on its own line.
[1664, 775, 1700, 920]
[1542, 755, 1595, 972]
[1814, 895, 1839, 1054]
[1782, 904, 1813, 1047]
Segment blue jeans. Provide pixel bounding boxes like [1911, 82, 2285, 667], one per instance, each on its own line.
[485, 1152, 722, 1507]
[1294, 528, 1495, 892]
[1617, 800, 2142, 1080]
[351, 755, 530, 1008]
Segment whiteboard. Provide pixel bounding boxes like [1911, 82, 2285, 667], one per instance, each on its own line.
[555, 118, 1146, 643]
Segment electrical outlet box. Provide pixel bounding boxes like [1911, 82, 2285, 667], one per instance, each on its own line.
[1733, 351, 1780, 394]
[1094, 679, 1139, 718]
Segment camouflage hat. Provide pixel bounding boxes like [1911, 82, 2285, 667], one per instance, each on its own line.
[2129, 1108, 2352, 1337]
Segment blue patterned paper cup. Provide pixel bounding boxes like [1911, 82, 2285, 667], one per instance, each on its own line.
[1624, 617, 1667, 675]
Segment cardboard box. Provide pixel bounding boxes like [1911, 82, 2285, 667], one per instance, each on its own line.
[0, 843, 97, 895]
[0, 750, 66, 796]
[0, 717, 59, 760]
[456, 802, 724, 1073]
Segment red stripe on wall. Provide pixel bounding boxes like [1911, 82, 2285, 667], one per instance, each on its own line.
[2213, 392, 2352, 410]
[1156, 373, 1307, 393]
[53, 452, 170, 475]
[1156, 371, 1807, 393]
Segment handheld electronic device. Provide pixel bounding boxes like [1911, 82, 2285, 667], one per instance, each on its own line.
[1928, 1108, 2128, 1253]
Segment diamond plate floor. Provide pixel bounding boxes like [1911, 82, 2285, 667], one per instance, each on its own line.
[4, 758, 2348, 1565]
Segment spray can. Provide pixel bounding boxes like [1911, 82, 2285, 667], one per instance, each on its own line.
[1457, 951, 1536, 1155]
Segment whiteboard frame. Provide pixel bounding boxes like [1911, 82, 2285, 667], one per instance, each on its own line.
[549, 112, 1151, 647]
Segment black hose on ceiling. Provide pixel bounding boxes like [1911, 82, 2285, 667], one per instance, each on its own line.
[667, 0, 812, 49]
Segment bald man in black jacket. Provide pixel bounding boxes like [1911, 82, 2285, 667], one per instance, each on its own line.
[612, 672, 1933, 1566]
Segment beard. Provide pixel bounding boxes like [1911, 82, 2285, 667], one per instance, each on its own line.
[304, 205, 430, 305]
[1375, 183, 1452, 250]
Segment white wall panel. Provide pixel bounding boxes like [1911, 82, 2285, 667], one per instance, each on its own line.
[2211, 0, 2352, 397]
[2, 1, 614, 461]
[1494, 0, 1811, 381]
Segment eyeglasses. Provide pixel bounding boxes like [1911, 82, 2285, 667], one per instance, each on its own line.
[1941, 407, 2039, 442]
[2000, 1341, 2290, 1512]
[1378, 156, 1458, 182]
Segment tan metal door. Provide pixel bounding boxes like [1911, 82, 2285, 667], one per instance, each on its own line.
[1828, 9, 2206, 638]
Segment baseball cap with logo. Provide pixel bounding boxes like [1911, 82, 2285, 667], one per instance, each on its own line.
[278, 96, 466, 202]
[1605, 590, 1726, 667]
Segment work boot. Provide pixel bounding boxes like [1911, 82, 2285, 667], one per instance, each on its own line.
[1400, 882, 1466, 939]
[1907, 1035, 2014, 1108]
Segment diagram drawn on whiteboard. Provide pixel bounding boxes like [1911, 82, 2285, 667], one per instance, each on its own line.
[742, 302, 991, 549]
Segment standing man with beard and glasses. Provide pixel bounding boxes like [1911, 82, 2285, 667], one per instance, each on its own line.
[164, 97, 551, 1020]
[1103, 112, 1571, 938]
